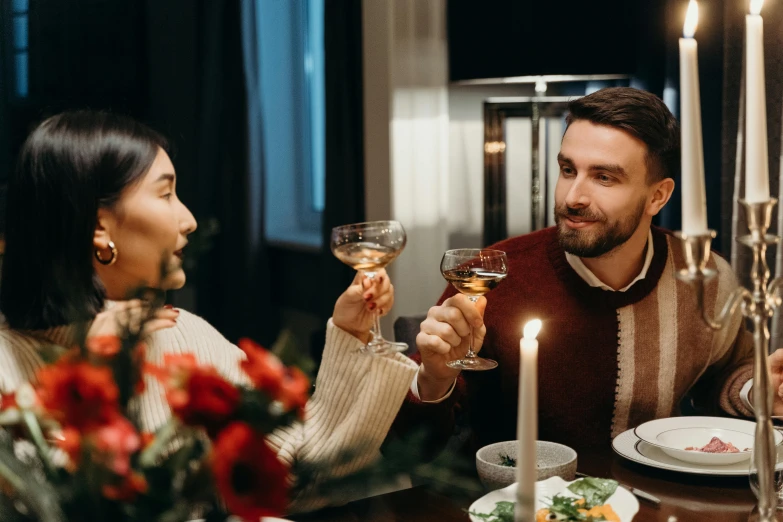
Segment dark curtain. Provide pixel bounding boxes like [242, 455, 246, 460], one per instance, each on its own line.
[16, 0, 277, 345]
[146, 0, 277, 346]
[318, 0, 366, 320]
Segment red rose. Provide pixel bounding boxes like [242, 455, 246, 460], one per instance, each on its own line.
[170, 367, 240, 438]
[36, 360, 119, 429]
[277, 367, 309, 418]
[91, 414, 141, 476]
[212, 422, 288, 520]
[102, 472, 148, 502]
[237, 338, 286, 394]
[86, 335, 121, 357]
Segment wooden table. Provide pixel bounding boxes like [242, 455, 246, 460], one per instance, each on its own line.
[290, 447, 768, 521]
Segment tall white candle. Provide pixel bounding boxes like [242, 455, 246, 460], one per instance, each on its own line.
[679, 0, 708, 235]
[516, 319, 542, 522]
[745, 0, 770, 203]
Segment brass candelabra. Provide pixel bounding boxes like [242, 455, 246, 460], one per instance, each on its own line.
[677, 199, 781, 522]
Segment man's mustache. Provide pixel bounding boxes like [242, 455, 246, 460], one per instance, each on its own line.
[555, 205, 604, 222]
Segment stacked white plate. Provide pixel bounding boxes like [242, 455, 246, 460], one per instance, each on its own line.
[612, 416, 783, 476]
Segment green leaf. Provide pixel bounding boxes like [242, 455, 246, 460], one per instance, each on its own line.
[498, 453, 516, 467]
[468, 500, 515, 522]
[566, 477, 618, 509]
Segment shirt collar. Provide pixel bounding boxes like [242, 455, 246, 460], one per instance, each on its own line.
[564, 230, 654, 292]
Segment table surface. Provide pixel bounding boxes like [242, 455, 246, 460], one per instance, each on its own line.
[289, 447, 773, 522]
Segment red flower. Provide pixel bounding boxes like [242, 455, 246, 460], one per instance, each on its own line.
[146, 353, 240, 437]
[103, 472, 148, 501]
[170, 367, 240, 438]
[212, 422, 288, 521]
[238, 338, 310, 416]
[86, 335, 121, 357]
[36, 360, 119, 429]
[278, 367, 309, 417]
[55, 426, 82, 470]
[91, 414, 141, 475]
[237, 338, 286, 394]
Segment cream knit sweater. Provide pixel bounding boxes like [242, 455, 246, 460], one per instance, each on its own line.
[0, 309, 418, 513]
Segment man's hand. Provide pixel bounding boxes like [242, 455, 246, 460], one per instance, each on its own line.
[415, 294, 486, 401]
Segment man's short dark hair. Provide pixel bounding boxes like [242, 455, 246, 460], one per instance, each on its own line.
[565, 87, 680, 184]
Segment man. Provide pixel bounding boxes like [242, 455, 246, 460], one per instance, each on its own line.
[392, 87, 762, 454]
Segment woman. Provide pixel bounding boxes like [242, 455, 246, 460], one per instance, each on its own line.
[0, 111, 417, 512]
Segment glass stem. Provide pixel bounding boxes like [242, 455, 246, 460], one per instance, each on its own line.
[466, 296, 479, 358]
[363, 271, 382, 345]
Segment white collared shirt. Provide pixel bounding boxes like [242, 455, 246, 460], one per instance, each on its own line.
[563, 230, 654, 292]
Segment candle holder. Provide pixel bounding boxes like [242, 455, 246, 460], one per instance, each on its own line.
[677, 198, 781, 522]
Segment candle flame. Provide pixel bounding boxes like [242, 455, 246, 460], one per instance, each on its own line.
[683, 0, 698, 38]
[523, 319, 542, 340]
[750, 0, 764, 15]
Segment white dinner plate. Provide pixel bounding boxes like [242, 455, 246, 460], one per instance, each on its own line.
[468, 475, 639, 522]
[613, 428, 783, 476]
[634, 416, 777, 465]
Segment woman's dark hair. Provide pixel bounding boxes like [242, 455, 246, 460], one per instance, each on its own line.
[566, 87, 680, 184]
[0, 110, 168, 329]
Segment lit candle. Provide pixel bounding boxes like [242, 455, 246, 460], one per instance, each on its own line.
[745, 0, 769, 203]
[679, 0, 708, 235]
[516, 319, 542, 522]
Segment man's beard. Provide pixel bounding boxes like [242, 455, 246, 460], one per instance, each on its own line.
[555, 199, 646, 258]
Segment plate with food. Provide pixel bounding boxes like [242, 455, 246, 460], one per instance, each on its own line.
[613, 428, 783, 476]
[633, 416, 782, 465]
[468, 476, 639, 522]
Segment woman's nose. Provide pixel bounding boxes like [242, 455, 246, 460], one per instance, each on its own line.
[179, 201, 198, 235]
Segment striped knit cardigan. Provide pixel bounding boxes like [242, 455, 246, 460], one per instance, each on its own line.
[0, 311, 418, 513]
[392, 226, 753, 454]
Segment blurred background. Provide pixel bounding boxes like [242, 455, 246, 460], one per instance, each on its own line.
[0, 0, 775, 357]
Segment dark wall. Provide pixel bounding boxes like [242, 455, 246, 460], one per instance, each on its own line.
[448, 0, 668, 82]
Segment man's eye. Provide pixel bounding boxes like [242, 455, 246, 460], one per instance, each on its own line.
[560, 166, 575, 177]
[163, 193, 173, 200]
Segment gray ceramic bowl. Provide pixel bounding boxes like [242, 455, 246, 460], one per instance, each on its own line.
[475, 440, 578, 491]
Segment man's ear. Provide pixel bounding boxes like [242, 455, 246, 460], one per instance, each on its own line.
[648, 178, 675, 217]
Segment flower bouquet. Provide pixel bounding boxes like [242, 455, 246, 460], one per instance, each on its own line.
[0, 321, 309, 522]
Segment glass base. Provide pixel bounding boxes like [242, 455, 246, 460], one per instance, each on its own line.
[446, 356, 498, 371]
[364, 339, 408, 355]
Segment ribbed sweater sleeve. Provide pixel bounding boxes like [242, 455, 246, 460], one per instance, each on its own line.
[270, 319, 418, 512]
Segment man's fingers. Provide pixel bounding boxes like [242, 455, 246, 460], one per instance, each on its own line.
[441, 294, 485, 328]
[416, 332, 453, 356]
[428, 305, 472, 338]
[420, 316, 463, 347]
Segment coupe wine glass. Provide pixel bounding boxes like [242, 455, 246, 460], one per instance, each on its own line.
[440, 249, 508, 371]
[749, 440, 783, 510]
[331, 220, 408, 354]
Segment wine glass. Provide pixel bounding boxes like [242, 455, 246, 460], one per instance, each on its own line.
[331, 220, 408, 354]
[440, 249, 508, 371]
[749, 439, 783, 510]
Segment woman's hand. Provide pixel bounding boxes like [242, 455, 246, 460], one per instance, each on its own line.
[332, 269, 393, 344]
[87, 299, 179, 339]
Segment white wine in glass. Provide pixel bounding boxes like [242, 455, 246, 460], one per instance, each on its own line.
[331, 221, 407, 354]
[440, 249, 508, 371]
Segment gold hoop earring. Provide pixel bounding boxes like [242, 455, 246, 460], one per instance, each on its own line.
[95, 240, 118, 266]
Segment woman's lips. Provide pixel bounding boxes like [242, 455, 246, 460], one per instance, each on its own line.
[173, 249, 184, 259]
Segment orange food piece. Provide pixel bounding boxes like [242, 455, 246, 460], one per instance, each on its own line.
[584, 504, 620, 521]
[535, 508, 550, 522]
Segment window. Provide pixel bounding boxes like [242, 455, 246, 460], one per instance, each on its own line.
[257, 0, 325, 248]
[9, 0, 29, 98]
